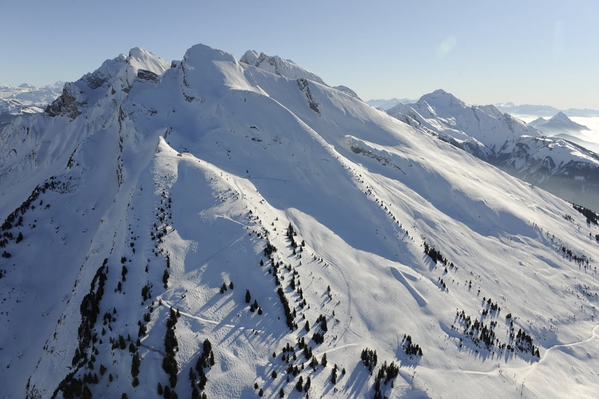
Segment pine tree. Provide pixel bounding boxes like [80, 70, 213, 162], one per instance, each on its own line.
[162, 269, 170, 289]
[296, 376, 304, 392]
[245, 290, 251, 304]
[304, 376, 311, 391]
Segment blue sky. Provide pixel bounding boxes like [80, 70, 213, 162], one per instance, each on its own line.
[2, 0, 598, 109]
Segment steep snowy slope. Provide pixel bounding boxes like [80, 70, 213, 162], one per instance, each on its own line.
[387, 90, 599, 212]
[2, 44, 599, 399]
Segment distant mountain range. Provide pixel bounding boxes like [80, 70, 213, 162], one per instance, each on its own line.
[0, 82, 63, 128]
[385, 89, 599, 211]
[496, 102, 599, 117]
[368, 98, 599, 117]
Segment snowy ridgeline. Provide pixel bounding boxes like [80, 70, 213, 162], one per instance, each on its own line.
[383, 90, 599, 212]
[1, 44, 599, 399]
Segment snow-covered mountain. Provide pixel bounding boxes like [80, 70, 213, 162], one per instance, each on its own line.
[2, 44, 599, 399]
[0, 82, 63, 128]
[387, 89, 599, 212]
[531, 112, 590, 134]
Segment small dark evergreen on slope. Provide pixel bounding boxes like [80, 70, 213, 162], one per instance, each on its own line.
[515, 329, 540, 357]
[55, 259, 108, 399]
[162, 269, 170, 289]
[162, 307, 180, 388]
[192, 338, 215, 391]
[423, 239, 451, 267]
[402, 335, 423, 357]
[73, 260, 109, 366]
[264, 241, 277, 257]
[372, 360, 400, 398]
[317, 314, 328, 332]
[573, 203, 599, 225]
[361, 348, 378, 372]
[130, 350, 141, 387]
[295, 376, 304, 392]
[276, 287, 295, 330]
[453, 307, 540, 358]
[286, 223, 298, 248]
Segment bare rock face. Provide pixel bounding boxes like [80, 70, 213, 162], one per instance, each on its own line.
[137, 69, 159, 83]
[45, 84, 82, 119]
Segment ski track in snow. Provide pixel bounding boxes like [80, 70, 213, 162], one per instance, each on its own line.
[312, 343, 359, 358]
[157, 296, 265, 334]
[390, 267, 427, 307]
[309, 246, 359, 341]
[443, 322, 599, 391]
[514, 322, 599, 383]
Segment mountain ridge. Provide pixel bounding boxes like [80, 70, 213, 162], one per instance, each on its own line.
[369, 98, 599, 117]
[386, 90, 599, 211]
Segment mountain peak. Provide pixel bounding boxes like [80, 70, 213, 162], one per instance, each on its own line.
[126, 47, 169, 76]
[535, 111, 590, 132]
[528, 116, 547, 127]
[418, 89, 466, 109]
[550, 111, 571, 122]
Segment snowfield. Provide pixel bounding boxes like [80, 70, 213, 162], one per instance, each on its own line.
[1, 44, 599, 399]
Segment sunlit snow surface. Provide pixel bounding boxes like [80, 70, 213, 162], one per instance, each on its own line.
[1, 45, 599, 398]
